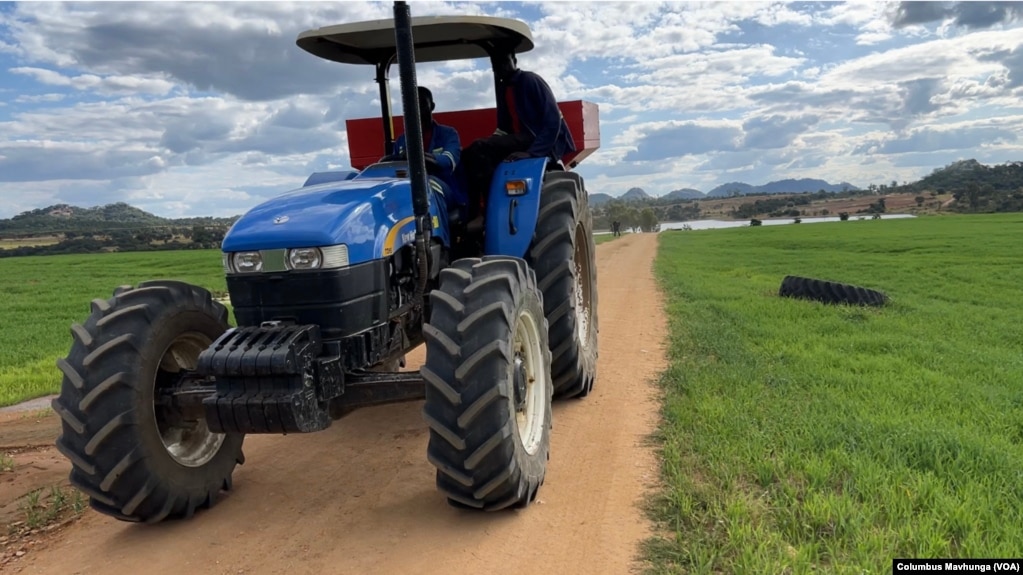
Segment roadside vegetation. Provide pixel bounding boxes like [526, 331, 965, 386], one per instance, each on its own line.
[0, 250, 227, 407]
[15, 485, 87, 534]
[647, 213, 1023, 573]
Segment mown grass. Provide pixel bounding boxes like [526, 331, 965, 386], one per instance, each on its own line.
[0, 250, 228, 407]
[595, 232, 621, 245]
[648, 213, 1023, 573]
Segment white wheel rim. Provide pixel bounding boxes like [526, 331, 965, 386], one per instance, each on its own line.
[153, 333, 226, 468]
[574, 263, 588, 343]
[513, 309, 548, 455]
[573, 224, 593, 345]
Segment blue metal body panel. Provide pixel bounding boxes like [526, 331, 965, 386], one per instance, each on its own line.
[483, 157, 548, 258]
[222, 171, 450, 265]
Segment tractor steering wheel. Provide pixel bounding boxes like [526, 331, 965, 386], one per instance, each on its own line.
[423, 153, 442, 175]
[380, 151, 444, 177]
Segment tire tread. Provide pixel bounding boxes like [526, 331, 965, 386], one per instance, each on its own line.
[421, 257, 552, 510]
[53, 281, 244, 523]
[525, 174, 599, 398]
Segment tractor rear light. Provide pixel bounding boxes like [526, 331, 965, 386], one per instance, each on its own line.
[287, 247, 323, 270]
[505, 180, 528, 196]
[232, 251, 263, 273]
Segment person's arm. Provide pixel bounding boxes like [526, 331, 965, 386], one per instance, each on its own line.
[432, 125, 461, 177]
[521, 72, 565, 159]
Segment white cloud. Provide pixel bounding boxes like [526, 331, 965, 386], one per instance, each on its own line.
[14, 93, 65, 103]
[1, 0, 1022, 217]
[11, 66, 176, 95]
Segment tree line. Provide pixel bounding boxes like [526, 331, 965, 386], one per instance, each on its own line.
[593, 201, 662, 232]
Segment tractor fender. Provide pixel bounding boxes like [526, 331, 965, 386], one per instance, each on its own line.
[221, 178, 449, 266]
[483, 157, 549, 258]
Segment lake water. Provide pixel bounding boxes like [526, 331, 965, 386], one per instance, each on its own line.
[593, 214, 916, 234]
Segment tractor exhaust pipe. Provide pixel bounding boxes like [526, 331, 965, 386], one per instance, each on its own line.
[392, 0, 431, 307]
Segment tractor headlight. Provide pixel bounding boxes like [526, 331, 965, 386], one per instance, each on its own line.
[288, 247, 323, 270]
[232, 251, 263, 273]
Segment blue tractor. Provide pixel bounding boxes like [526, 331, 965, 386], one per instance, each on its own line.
[52, 3, 599, 522]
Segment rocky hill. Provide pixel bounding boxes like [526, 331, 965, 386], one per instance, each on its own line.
[909, 159, 1023, 194]
[621, 187, 652, 201]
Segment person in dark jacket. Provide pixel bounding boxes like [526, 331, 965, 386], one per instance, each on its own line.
[390, 86, 467, 213]
[461, 53, 576, 226]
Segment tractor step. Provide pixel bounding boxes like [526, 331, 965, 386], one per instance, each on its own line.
[196, 323, 343, 434]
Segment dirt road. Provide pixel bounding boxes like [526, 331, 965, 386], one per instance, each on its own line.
[2, 233, 667, 575]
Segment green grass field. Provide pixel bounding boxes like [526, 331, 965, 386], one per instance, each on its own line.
[648, 213, 1023, 573]
[0, 250, 228, 407]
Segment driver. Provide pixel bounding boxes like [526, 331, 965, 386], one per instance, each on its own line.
[390, 86, 466, 213]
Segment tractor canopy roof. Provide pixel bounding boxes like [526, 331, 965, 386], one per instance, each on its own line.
[296, 15, 534, 66]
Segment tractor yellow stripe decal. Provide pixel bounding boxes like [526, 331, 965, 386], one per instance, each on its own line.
[382, 216, 415, 257]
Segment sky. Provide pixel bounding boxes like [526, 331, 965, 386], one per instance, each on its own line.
[1, 0, 1022, 219]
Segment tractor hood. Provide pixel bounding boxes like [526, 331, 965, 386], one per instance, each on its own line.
[222, 178, 417, 265]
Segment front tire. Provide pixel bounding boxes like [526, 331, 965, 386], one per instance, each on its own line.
[421, 256, 553, 510]
[527, 171, 599, 398]
[52, 280, 245, 523]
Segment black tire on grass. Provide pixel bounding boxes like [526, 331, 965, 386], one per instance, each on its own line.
[52, 280, 245, 523]
[420, 256, 553, 510]
[779, 275, 888, 307]
[526, 171, 599, 399]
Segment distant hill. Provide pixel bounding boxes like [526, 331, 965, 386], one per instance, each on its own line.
[662, 188, 705, 201]
[706, 178, 858, 198]
[0, 202, 238, 236]
[909, 159, 1023, 194]
[707, 182, 755, 197]
[588, 192, 614, 206]
[757, 178, 857, 195]
[905, 159, 1023, 213]
[621, 187, 652, 201]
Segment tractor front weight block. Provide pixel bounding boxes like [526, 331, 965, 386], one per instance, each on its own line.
[195, 322, 429, 435]
[197, 323, 342, 434]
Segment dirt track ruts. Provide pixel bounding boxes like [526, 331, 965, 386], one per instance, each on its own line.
[9, 232, 668, 575]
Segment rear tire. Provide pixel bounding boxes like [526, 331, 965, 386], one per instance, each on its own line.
[52, 280, 245, 523]
[421, 256, 552, 510]
[526, 171, 599, 399]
